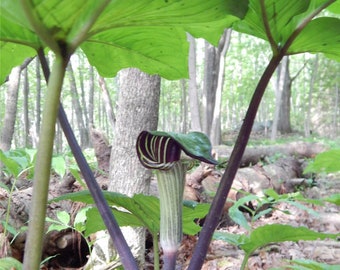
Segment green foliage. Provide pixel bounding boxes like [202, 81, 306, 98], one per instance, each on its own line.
[304, 149, 340, 174]
[51, 191, 210, 237]
[228, 189, 323, 230]
[0, 148, 36, 179]
[0, 257, 23, 270]
[215, 188, 340, 269]
[46, 207, 90, 233]
[0, 0, 248, 83]
[233, 0, 340, 60]
[214, 224, 339, 268]
[282, 259, 340, 270]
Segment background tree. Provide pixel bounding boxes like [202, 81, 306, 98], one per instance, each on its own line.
[109, 68, 161, 265]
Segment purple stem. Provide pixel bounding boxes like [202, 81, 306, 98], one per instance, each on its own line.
[37, 49, 138, 270]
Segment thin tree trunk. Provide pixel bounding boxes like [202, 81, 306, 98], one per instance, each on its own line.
[23, 66, 31, 147]
[271, 56, 289, 140]
[180, 79, 188, 133]
[88, 65, 95, 127]
[305, 55, 319, 137]
[202, 40, 219, 135]
[108, 68, 160, 266]
[0, 66, 22, 151]
[211, 29, 232, 145]
[34, 57, 42, 148]
[187, 34, 202, 132]
[98, 76, 116, 131]
[66, 62, 87, 148]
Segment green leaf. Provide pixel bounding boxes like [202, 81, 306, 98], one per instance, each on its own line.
[0, 149, 21, 177]
[228, 194, 258, 230]
[323, 193, 340, 205]
[304, 149, 340, 174]
[241, 224, 339, 254]
[56, 210, 70, 225]
[233, 0, 340, 61]
[213, 231, 247, 246]
[51, 191, 209, 236]
[0, 257, 22, 270]
[51, 155, 66, 177]
[288, 259, 340, 270]
[0, 0, 248, 82]
[289, 17, 340, 61]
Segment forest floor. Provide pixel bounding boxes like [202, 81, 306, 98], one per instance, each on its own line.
[173, 173, 340, 270]
[1, 135, 340, 270]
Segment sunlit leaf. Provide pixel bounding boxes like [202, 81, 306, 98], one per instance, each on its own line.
[0, 257, 22, 270]
[241, 224, 339, 254]
[0, 0, 248, 82]
[304, 149, 340, 173]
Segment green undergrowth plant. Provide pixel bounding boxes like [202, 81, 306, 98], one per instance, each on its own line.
[51, 190, 210, 270]
[214, 188, 340, 270]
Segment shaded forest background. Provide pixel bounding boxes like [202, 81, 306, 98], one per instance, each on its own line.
[1, 31, 339, 152]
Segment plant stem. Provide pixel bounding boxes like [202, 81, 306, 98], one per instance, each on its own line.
[156, 161, 186, 270]
[187, 53, 284, 269]
[152, 232, 160, 270]
[23, 55, 68, 270]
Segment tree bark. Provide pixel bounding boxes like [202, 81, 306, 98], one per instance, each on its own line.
[305, 55, 319, 137]
[271, 56, 291, 140]
[0, 66, 22, 151]
[98, 76, 116, 131]
[211, 29, 232, 145]
[66, 62, 88, 148]
[187, 34, 202, 132]
[108, 68, 160, 266]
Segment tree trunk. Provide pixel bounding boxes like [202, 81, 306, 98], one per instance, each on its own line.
[187, 34, 202, 132]
[202, 40, 219, 136]
[23, 66, 32, 148]
[277, 57, 292, 134]
[211, 29, 232, 145]
[180, 79, 188, 133]
[108, 68, 160, 266]
[0, 66, 22, 151]
[98, 76, 116, 131]
[88, 65, 95, 127]
[305, 55, 319, 137]
[66, 62, 88, 148]
[271, 56, 290, 140]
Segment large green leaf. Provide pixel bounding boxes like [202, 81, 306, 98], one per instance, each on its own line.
[51, 190, 209, 236]
[0, 0, 248, 82]
[233, 0, 340, 61]
[214, 224, 339, 255]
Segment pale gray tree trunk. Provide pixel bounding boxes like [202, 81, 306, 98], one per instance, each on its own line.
[98, 76, 116, 130]
[23, 67, 32, 147]
[187, 34, 202, 132]
[67, 62, 88, 148]
[305, 55, 319, 137]
[109, 68, 160, 266]
[271, 56, 289, 140]
[0, 66, 22, 151]
[202, 40, 219, 136]
[211, 29, 232, 145]
[88, 65, 95, 127]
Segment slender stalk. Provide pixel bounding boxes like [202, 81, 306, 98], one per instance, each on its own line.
[156, 161, 187, 270]
[188, 54, 284, 270]
[38, 51, 139, 270]
[23, 55, 68, 270]
[153, 233, 160, 270]
[188, 2, 336, 268]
